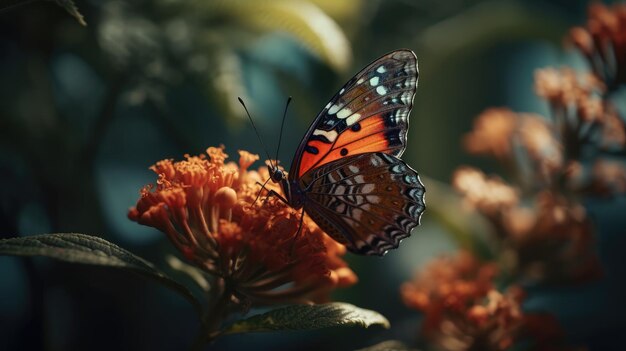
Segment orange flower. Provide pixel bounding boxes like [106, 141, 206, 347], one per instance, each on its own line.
[129, 146, 357, 306]
[452, 167, 519, 218]
[517, 115, 563, 182]
[534, 67, 605, 108]
[533, 67, 626, 194]
[401, 251, 522, 351]
[462, 109, 563, 186]
[462, 108, 517, 160]
[453, 166, 601, 283]
[501, 191, 602, 283]
[567, 158, 626, 197]
[569, 3, 626, 87]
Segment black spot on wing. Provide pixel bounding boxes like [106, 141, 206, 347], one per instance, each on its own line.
[305, 145, 319, 154]
[384, 128, 404, 148]
[309, 134, 331, 144]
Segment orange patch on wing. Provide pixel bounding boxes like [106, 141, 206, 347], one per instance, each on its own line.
[298, 115, 391, 177]
[339, 133, 389, 155]
[298, 140, 332, 177]
[335, 115, 386, 149]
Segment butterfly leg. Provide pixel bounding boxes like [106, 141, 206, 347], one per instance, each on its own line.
[263, 189, 290, 205]
[253, 179, 271, 205]
[253, 180, 290, 206]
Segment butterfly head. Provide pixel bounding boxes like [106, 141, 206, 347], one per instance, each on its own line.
[268, 164, 286, 183]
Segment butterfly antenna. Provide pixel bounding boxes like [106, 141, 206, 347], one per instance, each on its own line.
[239, 97, 273, 166]
[275, 96, 292, 163]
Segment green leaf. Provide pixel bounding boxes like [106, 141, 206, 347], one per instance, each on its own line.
[166, 254, 210, 292]
[0, 1, 86, 26]
[223, 302, 389, 335]
[54, 0, 86, 26]
[0, 233, 202, 314]
[194, 0, 353, 72]
[356, 340, 419, 351]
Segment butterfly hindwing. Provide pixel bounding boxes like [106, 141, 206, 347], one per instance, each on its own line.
[291, 50, 419, 179]
[300, 152, 425, 255]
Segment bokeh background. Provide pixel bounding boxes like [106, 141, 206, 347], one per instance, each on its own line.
[1, 0, 624, 350]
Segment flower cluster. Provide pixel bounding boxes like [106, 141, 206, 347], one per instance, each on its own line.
[534, 67, 626, 195]
[129, 147, 357, 307]
[453, 167, 601, 283]
[401, 251, 523, 351]
[452, 25, 626, 281]
[402, 3, 624, 350]
[569, 2, 626, 88]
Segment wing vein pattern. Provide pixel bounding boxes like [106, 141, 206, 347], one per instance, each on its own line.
[301, 152, 425, 255]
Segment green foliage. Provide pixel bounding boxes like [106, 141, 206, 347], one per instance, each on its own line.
[223, 302, 390, 335]
[0, 0, 86, 25]
[0, 234, 391, 341]
[0, 233, 202, 314]
[96, 0, 361, 120]
[54, 0, 86, 25]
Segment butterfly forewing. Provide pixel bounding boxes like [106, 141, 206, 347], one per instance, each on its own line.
[291, 50, 419, 178]
[300, 152, 425, 256]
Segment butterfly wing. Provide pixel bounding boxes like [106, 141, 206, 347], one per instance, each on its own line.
[290, 49, 419, 179]
[300, 152, 425, 256]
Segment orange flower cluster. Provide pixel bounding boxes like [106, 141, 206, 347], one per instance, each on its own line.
[463, 110, 563, 188]
[569, 2, 626, 87]
[129, 147, 357, 306]
[535, 67, 625, 156]
[401, 251, 523, 351]
[453, 167, 602, 283]
[452, 3, 623, 285]
[403, 4, 618, 351]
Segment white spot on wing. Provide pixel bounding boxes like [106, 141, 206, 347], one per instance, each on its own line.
[376, 86, 387, 95]
[369, 76, 379, 86]
[357, 78, 364, 84]
[325, 102, 332, 109]
[371, 157, 383, 167]
[336, 203, 346, 213]
[377, 66, 386, 73]
[367, 195, 381, 203]
[362, 184, 375, 193]
[401, 91, 412, 104]
[313, 129, 338, 142]
[354, 175, 365, 183]
[348, 165, 359, 173]
[337, 108, 352, 119]
[328, 104, 341, 115]
[346, 113, 361, 126]
[339, 88, 345, 95]
[335, 185, 346, 195]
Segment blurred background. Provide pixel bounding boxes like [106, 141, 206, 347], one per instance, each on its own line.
[1, 0, 624, 350]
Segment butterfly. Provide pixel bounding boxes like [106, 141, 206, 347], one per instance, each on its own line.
[267, 49, 425, 256]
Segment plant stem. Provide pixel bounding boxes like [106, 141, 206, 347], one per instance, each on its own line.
[190, 277, 233, 350]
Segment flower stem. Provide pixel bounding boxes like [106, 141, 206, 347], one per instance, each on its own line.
[190, 277, 234, 350]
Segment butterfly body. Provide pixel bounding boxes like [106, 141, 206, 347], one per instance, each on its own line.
[270, 49, 425, 256]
